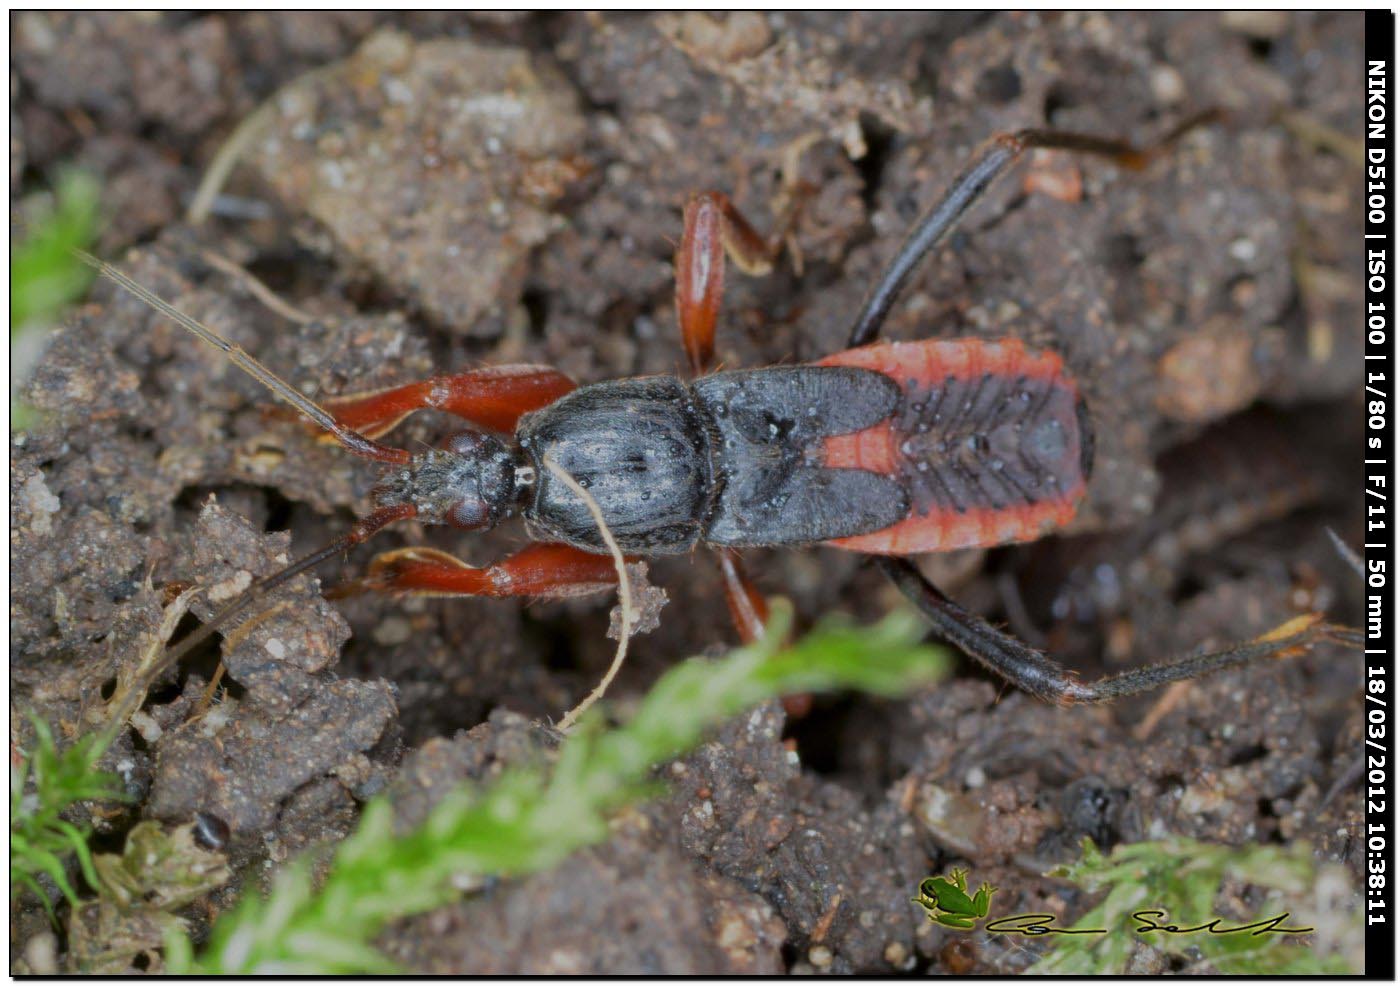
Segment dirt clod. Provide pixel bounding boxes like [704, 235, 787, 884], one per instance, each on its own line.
[249, 30, 589, 336]
[149, 676, 395, 838]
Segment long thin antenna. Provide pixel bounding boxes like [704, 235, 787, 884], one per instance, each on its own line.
[73, 248, 411, 465]
[70, 249, 421, 735]
[105, 502, 416, 733]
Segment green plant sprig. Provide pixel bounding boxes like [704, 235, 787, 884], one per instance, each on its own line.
[171, 602, 950, 974]
[11, 170, 101, 330]
[10, 715, 127, 923]
[11, 168, 102, 430]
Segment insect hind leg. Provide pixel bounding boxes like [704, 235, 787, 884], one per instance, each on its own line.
[845, 110, 1221, 349]
[880, 557, 1347, 705]
[837, 110, 1356, 702]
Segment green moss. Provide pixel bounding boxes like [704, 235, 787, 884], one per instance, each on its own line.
[1031, 836, 1359, 975]
[11, 170, 101, 330]
[11, 169, 101, 429]
[10, 715, 125, 922]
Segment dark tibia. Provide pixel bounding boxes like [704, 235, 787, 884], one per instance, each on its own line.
[847, 110, 1220, 349]
[878, 558, 1339, 705]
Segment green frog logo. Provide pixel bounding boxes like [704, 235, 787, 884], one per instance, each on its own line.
[911, 868, 998, 930]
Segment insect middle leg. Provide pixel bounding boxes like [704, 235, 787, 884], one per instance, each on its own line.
[844, 111, 1349, 703]
[676, 191, 786, 644]
[676, 190, 784, 376]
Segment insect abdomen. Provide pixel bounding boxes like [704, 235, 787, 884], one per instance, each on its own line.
[818, 338, 1091, 554]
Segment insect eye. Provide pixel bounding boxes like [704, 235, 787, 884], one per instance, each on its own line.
[447, 499, 492, 530]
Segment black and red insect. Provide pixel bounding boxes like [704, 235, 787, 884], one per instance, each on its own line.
[83, 112, 1345, 706]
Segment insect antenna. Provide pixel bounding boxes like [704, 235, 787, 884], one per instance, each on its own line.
[73, 249, 422, 729]
[105, 502, 415, 731]
[73, 249, 411, 465]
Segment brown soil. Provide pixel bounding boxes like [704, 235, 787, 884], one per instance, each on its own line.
[11, 11, 1364, 974]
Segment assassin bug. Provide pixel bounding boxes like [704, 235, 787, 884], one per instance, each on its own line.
[80, 110, 1350, 709]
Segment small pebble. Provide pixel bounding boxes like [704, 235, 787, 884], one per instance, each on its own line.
[372, 616, 413, 646]
[1150, 65, 1186, 104]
